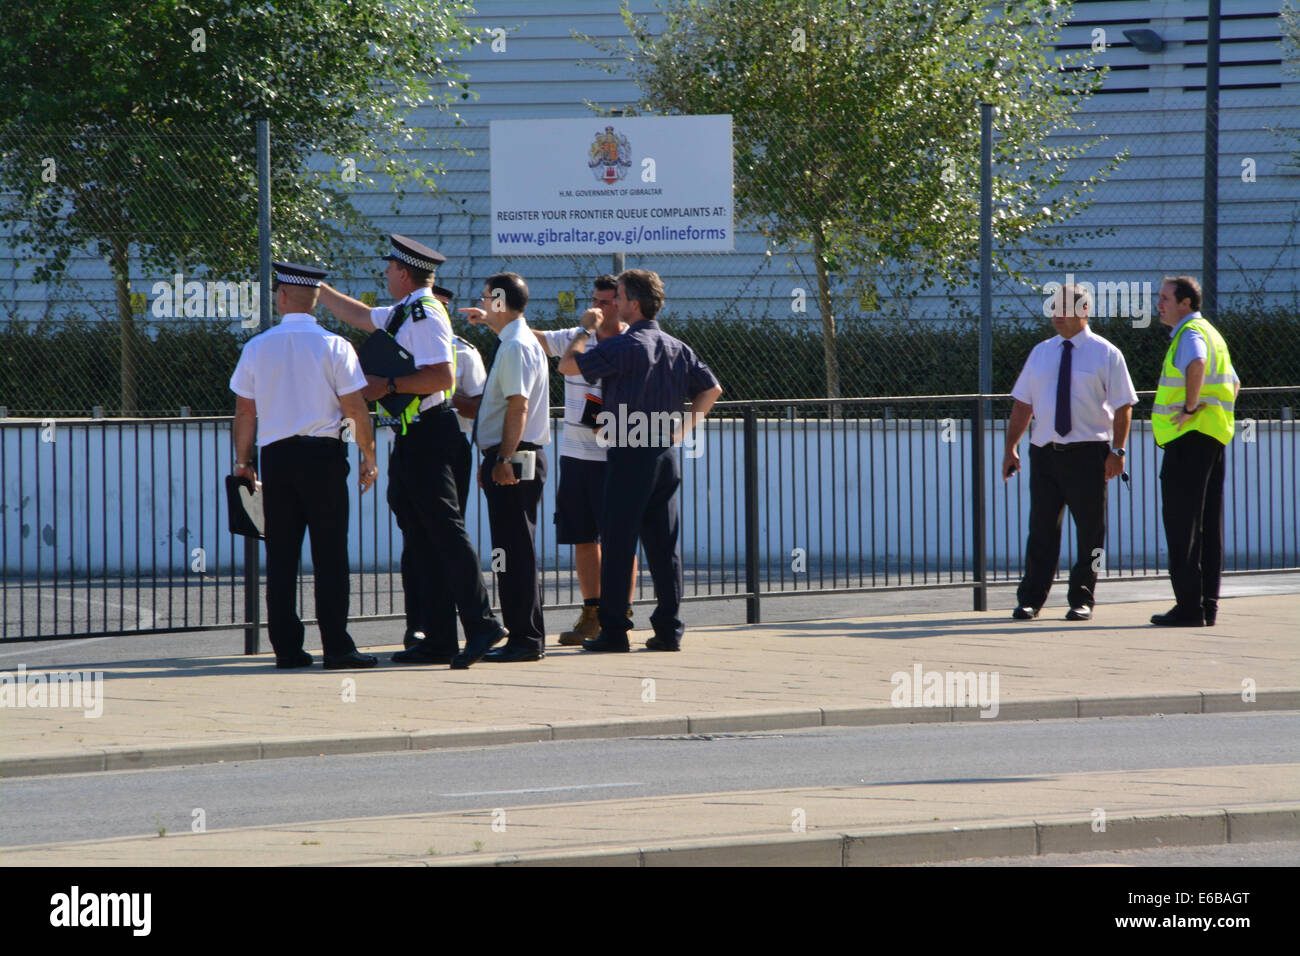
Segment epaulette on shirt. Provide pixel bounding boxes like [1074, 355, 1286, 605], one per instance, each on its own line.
[409, 295, 438, 323]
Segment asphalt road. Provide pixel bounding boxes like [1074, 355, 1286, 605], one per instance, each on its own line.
[3, 712, 1296, 847]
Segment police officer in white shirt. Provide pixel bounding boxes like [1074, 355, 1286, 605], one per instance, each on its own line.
[1002, 283, 1139, 621]
[532, 275, 637, 645]
[388, 284, 488, 651]
[317, 236, 506, 667]
[229, 262, 378, 670]
[460, 272, 551, 664]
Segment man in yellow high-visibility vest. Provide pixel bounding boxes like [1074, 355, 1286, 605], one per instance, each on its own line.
[1151, 275, 1241, 627]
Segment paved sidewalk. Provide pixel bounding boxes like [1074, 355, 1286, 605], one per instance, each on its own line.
[3, 764, 1297, 866]
[1, 596, 1297, 777]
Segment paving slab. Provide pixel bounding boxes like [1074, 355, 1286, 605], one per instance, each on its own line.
[1, 596, 1296, 778]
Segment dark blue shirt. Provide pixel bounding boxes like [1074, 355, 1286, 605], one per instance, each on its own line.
[574, 319, 718, 416]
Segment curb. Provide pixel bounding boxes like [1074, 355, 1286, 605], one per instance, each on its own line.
[428, 804, 1300, 867]
[3, 689, 1297, 779]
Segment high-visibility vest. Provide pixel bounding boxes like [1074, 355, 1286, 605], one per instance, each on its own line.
[1151, 316, 1236, 447]
[382, 294, 457, 434]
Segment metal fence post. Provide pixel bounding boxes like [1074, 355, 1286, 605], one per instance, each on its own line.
[743, 407, 761, 624]
[1202, 0, 1221, 315]
[243, 117, 272, 656]
[971, 396, 988, 611]
[243, 536, 260, 654]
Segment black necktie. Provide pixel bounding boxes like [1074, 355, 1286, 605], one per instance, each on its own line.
[1055, 339, 1073, 438]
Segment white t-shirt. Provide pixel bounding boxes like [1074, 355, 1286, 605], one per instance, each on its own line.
[537, 326, 607, 462]
[1011, 325, 1139, 446]
[453, 335, 487, 436]
[475, 316, 551, 450]
[229, 313, 367, 447]
[368, 288, 455, 413]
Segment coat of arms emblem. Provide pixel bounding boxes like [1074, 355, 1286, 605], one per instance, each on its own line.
[588, 126, 632, 184]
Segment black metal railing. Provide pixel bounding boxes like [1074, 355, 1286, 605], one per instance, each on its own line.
[3, 387, 1296, 644]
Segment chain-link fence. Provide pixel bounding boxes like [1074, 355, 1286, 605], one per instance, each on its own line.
[2, 101, 1297, 416]
[0, 125, 263, 416]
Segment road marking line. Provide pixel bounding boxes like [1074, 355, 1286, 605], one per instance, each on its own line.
[441, 782, 645, 798]
[0, 637, 104, 659]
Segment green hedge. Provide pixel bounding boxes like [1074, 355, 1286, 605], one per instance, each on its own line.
[2, 307, 1295, 416]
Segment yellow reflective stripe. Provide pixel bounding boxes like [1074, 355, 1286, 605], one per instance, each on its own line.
[1159, 373, 1233, 388]
[1154, 397, 1234, 413]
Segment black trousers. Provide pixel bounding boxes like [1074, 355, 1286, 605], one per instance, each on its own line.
[260, 437, 356, 659]
[388, 410, 498, 652]
[479, 448, 547, 650]
[1160, 430, 1226, 617]
[398, 430, 472, 651]
[1017, 441, 1109, 610]
[598, 446, 683, 642]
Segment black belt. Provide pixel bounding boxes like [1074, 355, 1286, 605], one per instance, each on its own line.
[266, 435, 343, 450]
[481, 442, 541, 457]
[397, 400, 454, 427]
[1041, 440, 1108, 452]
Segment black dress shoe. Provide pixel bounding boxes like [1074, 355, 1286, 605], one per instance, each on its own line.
[323, 651, 379, 669]
[483, 644, 544, 663]
[582, 632, 630, 653]
[1011, 606, 1039, 620]
[391, 640, 456, 665]
[403, 630, 426, 651]
[644, 635, 681, 652]
[451, 625, 506, 669]
[1065, 606, 1092, 621]
[1150, 608, 1205, 627]
[1203, 605, 1217, 627]
[275, 650, 313, 669]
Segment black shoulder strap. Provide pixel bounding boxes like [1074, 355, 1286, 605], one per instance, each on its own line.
[385, 302, 409, 337]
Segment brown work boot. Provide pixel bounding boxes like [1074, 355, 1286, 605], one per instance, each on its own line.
[558, 605, 600, 646]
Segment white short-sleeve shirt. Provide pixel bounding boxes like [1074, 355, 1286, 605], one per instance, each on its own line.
[229, 313, 367, 447]
[368, 288, 455, 413]
[537, 326, 608, 462]
[1010, 325, 1139, 446]
[453, 335, 487, 436]
[474, 316, 551, 451]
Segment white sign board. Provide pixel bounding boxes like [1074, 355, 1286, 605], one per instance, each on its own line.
[490, 115, 734, 255]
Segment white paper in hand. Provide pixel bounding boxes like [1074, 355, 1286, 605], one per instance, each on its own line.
[239, 480, 266, 537]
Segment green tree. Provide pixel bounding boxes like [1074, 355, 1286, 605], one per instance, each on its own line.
[0, 1, 476, 413]
[589, 0, 1121, 397]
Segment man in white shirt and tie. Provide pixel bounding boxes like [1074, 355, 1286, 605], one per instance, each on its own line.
[1001, 283, 1139, 621]
[460, 272, 552, 664]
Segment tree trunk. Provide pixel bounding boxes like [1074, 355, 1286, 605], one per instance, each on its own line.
[109, 231, 136, 415]
[812, 225, 841, 399]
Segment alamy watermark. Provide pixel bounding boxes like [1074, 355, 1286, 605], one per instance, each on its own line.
[0, 664, 104, 718]
[890, 664, 1000, 718]
[1043, 273, 1153, 328]
[50, 886, 150, 936]
[594, 404, 706, 459]
[150, 272, 259, 327]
